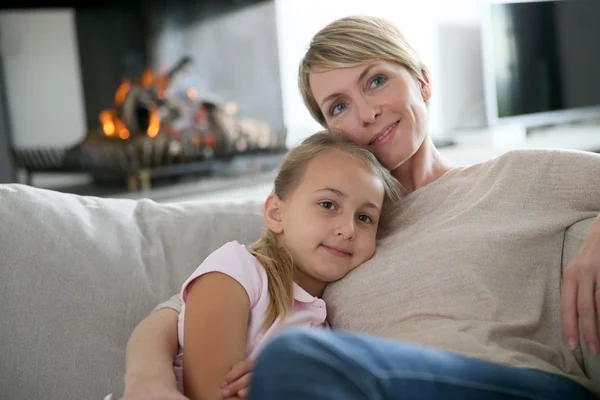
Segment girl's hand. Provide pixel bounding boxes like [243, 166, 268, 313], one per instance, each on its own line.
[561, 216, 600, 354]
[221, 359, 255, 399]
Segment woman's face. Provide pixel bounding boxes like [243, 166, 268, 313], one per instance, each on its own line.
[309, 61, 431, 172]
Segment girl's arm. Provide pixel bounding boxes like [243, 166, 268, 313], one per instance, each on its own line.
[183, 272, 250, 400]
[123, 308, 185, 399]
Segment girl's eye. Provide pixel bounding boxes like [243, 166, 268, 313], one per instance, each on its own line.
[318, 201, 336, 210]
[357, 214, 373, 224]
[369, 75, 387, 89]
[330, 103, 347, 116]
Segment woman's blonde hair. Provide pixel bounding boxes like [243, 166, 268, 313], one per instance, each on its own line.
[299, 15, 430, 126]
[248, 131, 399, 329]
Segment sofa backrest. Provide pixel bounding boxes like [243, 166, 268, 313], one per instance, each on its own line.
[0, 184, 264, 400]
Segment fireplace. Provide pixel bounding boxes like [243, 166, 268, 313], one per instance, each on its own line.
[12, 55, 285, 192]
[3, 0, 286, 194]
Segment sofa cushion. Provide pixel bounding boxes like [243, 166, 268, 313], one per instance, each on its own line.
[0, 184, 264, 400]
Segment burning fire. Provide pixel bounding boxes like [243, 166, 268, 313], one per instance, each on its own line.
[95, 58, 223, 159]
[100, 109, 131, 140]
[99, 68, 166, 140]
[99, 111, 115, 137]
[114, 80, 131, 106]
[147, 106, 160, 138]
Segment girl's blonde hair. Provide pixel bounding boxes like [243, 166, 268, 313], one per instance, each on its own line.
[299, 15, 430, 126]
[248, 131, 399, 329]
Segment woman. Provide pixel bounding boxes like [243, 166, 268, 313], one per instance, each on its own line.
[122, 16, 600, 400]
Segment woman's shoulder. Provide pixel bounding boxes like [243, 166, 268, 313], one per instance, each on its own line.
[498, 147, 599, 162]
[464, 148, 600, 176]
[493, 147, 599, 166]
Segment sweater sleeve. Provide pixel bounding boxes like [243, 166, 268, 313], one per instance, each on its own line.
[532, 149, 600, 214]
[152, 293, 183, 314]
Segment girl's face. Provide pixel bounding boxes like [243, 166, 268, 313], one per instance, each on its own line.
[309, 61, 432, 174]
[264, 151, 385, 297]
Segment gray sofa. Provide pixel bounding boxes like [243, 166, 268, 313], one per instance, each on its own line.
[0, 183, 598, 400]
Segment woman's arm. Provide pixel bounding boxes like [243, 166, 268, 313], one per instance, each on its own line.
[535, 149, 600, 353]
[122, 308, 185, 399]
[183, 272, 250, 400]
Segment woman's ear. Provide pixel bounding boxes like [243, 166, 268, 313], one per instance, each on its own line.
[419, 70, 432, 101]
[264, 193, 284, 234]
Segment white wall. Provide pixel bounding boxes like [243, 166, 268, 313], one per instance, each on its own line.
[275, 0, 484, 146]
[0, 9, 86, 148]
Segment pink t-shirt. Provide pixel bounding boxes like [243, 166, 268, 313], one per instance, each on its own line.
[174, 241, 327, 388]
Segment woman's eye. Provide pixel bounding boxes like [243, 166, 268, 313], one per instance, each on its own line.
[357, 214, 373, 224]
[369, 75, 387, 89]
[330, 103, 346, 116]
[318, 201, 336, 210]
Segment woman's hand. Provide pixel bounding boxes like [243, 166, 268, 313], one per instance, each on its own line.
[221, 359, 255, 399]
[561, 215, 600, 354]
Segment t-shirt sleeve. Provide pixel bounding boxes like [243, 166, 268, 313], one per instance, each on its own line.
[181, 241, 263, 308]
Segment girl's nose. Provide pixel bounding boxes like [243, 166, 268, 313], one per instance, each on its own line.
[335, 217, 355, 240]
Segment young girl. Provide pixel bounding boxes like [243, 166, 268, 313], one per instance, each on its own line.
[176, 131, 399, 400]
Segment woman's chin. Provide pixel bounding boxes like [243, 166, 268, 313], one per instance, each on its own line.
[376, 150, 411, 172]
[373, 136, 416, 170]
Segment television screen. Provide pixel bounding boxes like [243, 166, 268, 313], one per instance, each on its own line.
[483, 0, 600, 127]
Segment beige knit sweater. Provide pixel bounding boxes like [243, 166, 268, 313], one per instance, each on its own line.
[158, 148, 600, 392]
[324, 148, 600, 393]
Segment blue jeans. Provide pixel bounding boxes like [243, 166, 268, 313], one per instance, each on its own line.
[248, 328, 596, 400]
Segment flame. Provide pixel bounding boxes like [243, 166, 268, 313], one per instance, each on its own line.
[100, 109, 132, 140]
[147, 107, 160, 137]
[113, 117, 130, 140]
[100, 110, 116, 136]
[100, 66, 168, 140]
[141, 68, 154, 88]
[119, 128, 130, 140]
[114, 80, 131, 106]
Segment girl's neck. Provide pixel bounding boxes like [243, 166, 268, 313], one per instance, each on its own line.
[294, 268, 326, 298]
[392, 136, 454, 194]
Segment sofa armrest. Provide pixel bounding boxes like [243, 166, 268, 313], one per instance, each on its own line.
[562, 217, 599, 383]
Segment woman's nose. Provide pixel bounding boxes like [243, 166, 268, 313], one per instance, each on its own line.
[357, 97, 381, 127]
